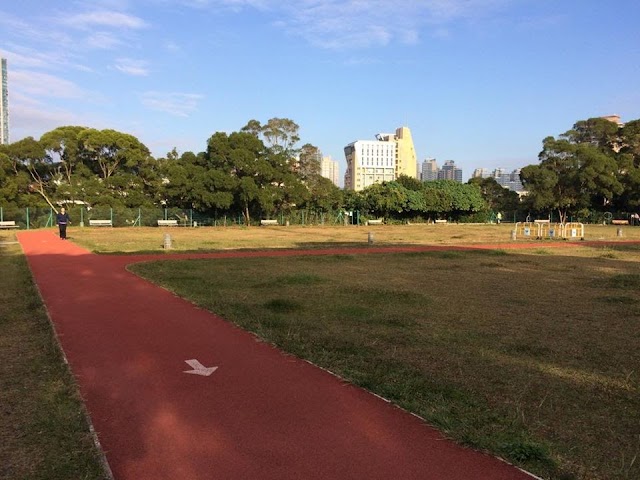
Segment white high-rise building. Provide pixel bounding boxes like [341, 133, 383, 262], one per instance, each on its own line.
[321, 156, 340, 186]
[344, 139, 396, 191]
[0, 58, 8, 145]
[344, 126, 417, 191]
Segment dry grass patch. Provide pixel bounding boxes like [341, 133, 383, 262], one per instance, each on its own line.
[67, 223, 640, 253]
[132, 248, 640, 480]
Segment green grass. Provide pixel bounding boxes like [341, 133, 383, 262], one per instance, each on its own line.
[131, 249, 640, 480]
[0, 240, 109, 480]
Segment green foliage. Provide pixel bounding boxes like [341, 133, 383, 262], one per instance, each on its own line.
[350, 180, 486, 221]
[521, 116, 637, 222]
[4, 114, 640, 222]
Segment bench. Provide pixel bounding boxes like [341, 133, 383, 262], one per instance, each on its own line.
[367, 219, 383, 225]
[260, 219, 278, 226]
[611, 219, 629, 225]
[89, 219, 112, 227]
[434, 219, 447, 224]
[534, 219, 550, 224]
[158, 219, 179, 227]
[0, 220, 19, 229]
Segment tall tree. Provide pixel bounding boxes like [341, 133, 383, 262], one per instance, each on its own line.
[78, 128, 151, 180]
[522, 120, 623, 222]
[617, 119, 640, 209]
[468, 176, 520, 214]
[298, 143, 322, 179]
[5, 137, 57, 210]
[206, 131, 270, 224]
[40, 126, 86, 185]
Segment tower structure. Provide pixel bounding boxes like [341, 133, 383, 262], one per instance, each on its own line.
[0, 58, 8, 145]
[438, 160, 463, 182]
[421, 158, 438, 182]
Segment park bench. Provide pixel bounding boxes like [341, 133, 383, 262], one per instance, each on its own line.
[158, 219, 179, 227]
[260, 219, 278, 226]
[0, 220, 18, 229]
[611, 219, 629, 225]
[534, 219, 550, 224]
[89, 219, 113, 227]
[367, 219, 383, 225]
[434, 219, 447, 224]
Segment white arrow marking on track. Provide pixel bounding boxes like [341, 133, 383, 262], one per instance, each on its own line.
[183, 359, 218, 376]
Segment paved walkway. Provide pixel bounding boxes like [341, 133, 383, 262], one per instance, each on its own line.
[19, 230, 539, 480]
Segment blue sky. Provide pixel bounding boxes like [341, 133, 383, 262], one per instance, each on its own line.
[2, 0, 639, 184]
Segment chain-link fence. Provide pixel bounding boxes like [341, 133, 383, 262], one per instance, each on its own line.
[1, 206, 361, 228]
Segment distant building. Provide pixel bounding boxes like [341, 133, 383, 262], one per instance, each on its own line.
[344, 139, 396, 191]
[421, 158, 438, 182]
[472, 168, 490, 178]
[321, 156, 340, 187]
[472, 167, 524, 193]
[437, 160, 463, 182]
[601, 114, 623, 126]
[1, 58, 8, 145]
[344, 126, 417, 191]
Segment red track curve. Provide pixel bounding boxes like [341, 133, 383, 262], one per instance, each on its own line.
[19, 229, 609, 480]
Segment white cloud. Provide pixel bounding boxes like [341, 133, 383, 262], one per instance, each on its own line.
[87, 31, 124, 49]
[61, 10, 148, 30]
[141, 92, 205, 117]
[9, 93, 80, 141]
[11, 70, 90, 99]
[177, 0, 513, 49]
[114, 58, 150, 76]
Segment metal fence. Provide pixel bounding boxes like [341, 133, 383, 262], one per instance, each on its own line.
[0, 206, 363, 228]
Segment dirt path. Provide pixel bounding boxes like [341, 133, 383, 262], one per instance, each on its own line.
[18, 230, 548, 479]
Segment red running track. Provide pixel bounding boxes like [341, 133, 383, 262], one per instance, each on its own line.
[18, 230, 542, 480]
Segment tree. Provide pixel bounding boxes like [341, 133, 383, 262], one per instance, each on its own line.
[40, 126, 86, 186]
[360, 182, 408, 219]
[467, 176, 520, 216]
[298, 143, 322, 179]
[617, 120, 640, 210]
[396, 174, 423, 191]
[5, 137, 57, 210]
[522, 120, 623, 223]
[78, 128, 152, 180]
[206, 131, 270, 224]
[302, 175, 343, 214]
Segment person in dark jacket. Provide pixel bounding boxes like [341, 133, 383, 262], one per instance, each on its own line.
[56, 207, 71, 239]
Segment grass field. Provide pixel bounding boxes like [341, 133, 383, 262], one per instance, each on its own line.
[129, 243, 640, 480]
[0, 240, 109, 480]
[65, 222, 640, 253]
[3, 223, 640, 479]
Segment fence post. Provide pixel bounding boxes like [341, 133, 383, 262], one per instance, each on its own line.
[80, 207, 84, 227]
[26, 207, 30, 230]
[110, 208, 114, 226]
[0, 206, 3, 222]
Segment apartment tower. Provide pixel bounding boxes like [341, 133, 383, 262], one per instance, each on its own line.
[1, 58, 8, 144]
[321, 156, 340, 186]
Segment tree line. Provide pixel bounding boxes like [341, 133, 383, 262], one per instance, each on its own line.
[1, 116, 638, 224]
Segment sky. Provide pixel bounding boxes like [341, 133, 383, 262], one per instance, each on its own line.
[2, 0, 639, 185]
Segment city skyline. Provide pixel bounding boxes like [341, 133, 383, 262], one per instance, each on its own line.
[1, 1, 639, 182]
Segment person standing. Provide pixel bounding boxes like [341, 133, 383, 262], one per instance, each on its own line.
[56, 207, 71, 239]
